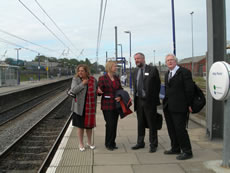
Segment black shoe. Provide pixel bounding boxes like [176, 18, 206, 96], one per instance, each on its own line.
[164, 149, 181, 155]
[113, 146, 118, 149]
[176, 152, 193, 160]
[131, 144, 145, 150]
[106, 146, 114, 151]
[149, 147, 157, 153]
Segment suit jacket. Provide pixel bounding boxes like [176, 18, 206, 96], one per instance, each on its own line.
[98, 74, 122, 110]
[163, 66, 194, 113]
[133, 65, 161, 111]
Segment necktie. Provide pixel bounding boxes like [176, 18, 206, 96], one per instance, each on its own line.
[168, 72, 172, 82]
[138, 69, 143, 97]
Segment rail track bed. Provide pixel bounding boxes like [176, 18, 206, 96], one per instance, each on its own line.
[0, 97, 72, 173]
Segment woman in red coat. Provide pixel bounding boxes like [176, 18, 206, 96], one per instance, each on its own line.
[98, 61, 122, 151]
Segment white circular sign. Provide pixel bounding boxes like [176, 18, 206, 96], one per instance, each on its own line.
[208, 61, 230, 101]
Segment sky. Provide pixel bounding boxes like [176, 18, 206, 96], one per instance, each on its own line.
[0, 0, 229, 66]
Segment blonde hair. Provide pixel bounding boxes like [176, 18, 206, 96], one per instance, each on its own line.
[75, 64, 90, 78]
[105, 60, 116, 73]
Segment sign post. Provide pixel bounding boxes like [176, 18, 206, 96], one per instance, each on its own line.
[209, 61, 230, 168]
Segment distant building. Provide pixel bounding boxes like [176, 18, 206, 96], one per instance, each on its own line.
[178, 55, 206, 76]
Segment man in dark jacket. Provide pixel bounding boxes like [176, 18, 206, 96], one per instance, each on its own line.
[163, 53, 194, 160]
[132, 52, 161, 153]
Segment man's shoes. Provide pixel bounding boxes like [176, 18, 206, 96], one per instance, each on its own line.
[149, 147, 157, 153]
[176, 152, 193, 160]
[131, 144, 145, 150]
[106, 146, 114, 151]
[113, 146, 118, 150]
[164, 149, 181, 155]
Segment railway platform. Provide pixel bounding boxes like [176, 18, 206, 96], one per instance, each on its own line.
[46, 87, 227, 173]
[0, 76, 71, 96]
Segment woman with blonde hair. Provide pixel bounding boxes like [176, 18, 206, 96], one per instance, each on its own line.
[98, 61, 122, 151]
[69, 64, 97, 151]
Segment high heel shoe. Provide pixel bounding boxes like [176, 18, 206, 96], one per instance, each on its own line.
[79, 145, 85, 152]
[87, 143, 95, 150]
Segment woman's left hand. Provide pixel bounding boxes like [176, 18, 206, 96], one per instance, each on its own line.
[189, 106, 193, 113]
[115, 97, 121, 102]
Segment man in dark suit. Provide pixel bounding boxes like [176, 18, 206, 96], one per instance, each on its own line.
[163, 53, 194, 160]
[131, 52, 161, 153]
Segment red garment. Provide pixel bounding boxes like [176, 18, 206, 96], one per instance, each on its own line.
[84, 76, 96, 128]
[98, 74, 122, 110]
[120, 100, 133, 118]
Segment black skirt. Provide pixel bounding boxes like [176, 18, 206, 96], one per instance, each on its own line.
[72, 112, 86, 128]
[72, 110, 92, 129]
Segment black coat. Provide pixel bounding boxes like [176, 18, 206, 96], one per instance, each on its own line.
[133, 65, 161, 111]
[163, 66, 194, 113]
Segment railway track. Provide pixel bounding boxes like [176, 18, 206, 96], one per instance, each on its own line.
[0, 97, 72, 173]
[0, 83, 68, 126]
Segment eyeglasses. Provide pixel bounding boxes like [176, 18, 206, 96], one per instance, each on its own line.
[166, 59, 175, 62]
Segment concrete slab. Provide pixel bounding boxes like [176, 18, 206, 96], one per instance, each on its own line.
[136, 149, 181, 164]
[204, 160, 230, 173]
[181, 162, 216, 173]
[132, 164, 184, 173]
[94, 153, 139, 165]
[94, 165, 133, 173]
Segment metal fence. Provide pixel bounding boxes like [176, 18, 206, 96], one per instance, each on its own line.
[0, 64, 18, 87]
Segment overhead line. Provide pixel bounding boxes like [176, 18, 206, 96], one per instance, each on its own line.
[96, 0, 104, 57]
[34, 0, 79, 53]
[18, 0, 74, 56]
[96, 0, 107, 59]
[98, 0, 107, 52]
[0, 37, 43, 54]
[0, 28, 57, 52]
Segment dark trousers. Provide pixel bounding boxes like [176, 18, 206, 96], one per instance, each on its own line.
[103, 110, 119, 148]
[136, 98, 158, 148]
[163, 108, 192, 154]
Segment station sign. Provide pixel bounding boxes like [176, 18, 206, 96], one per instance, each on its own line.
[208, 61, 230, 101]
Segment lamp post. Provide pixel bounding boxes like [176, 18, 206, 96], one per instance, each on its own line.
[171, 0, 176, 55]
[190, 11, 194, 76]
[117, 44, 123, 57]
[124, 31, 132, 92]
[15, 48, 21, 85]
[153, 50, 156, 66]
[118, 43, 125, 75]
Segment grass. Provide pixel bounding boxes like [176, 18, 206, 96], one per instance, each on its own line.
[20, 74, 47, 81]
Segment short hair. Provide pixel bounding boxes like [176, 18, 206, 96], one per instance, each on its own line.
[75, 64, 90, 77]
[105, 60, 116, 73]
[134, 52, 145, 59]
[165, 53, 178, 63]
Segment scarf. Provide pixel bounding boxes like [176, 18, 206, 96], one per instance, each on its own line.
[84, 76, 96, 128]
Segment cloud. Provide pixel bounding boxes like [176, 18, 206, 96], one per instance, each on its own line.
[0, 0, 229, 65]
